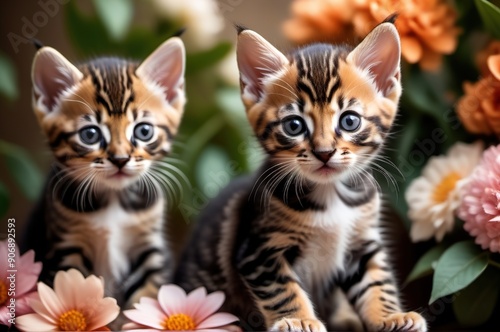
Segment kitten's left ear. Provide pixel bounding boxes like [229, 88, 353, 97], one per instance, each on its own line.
[136, 37, 185, 104]
[237, 28, 289, 105]
[347, 22, 401, 97]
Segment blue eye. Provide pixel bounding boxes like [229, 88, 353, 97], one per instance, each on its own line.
[339, 112, 361, 132]
[79, 126, 101, 145]
[283, 117, 306, 136]
[134, 123, 154, 141]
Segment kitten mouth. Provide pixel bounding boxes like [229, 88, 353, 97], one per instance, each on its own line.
[315, 165, 337, 175]
[110, 170, 133, 179]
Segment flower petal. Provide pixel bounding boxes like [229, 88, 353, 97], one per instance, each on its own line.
[37, 282, 64, 318]
[488, 54, 500, 80]
[15, 292, 38, 317]
[53, 269, 84, 310]
[29, 298, 57, 323]
[401, 36, 422, 64]
[133, 298, 165, 322]
[122, 322, 146, 330]
[18, 250, 42, 276]
[193, 291, 225, 324]
[0, 306, 11, 327]
[158, 284, 187, 316]
[122, 322, 160, 331]
[87, 297, 120, 330]
[123, 309, 164, 329]
[197, 312, 239, 329]
[16, 313, 57, 332]
[185, 287, 207, 318]
[15, 274, 40, 297]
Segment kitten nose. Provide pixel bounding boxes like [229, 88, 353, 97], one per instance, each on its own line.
[108, 155, 130, 169]
[313, 150, 335, 163]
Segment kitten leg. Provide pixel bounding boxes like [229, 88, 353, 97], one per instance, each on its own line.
[123, 247, 170, 308]
[327, 289, 363, 332]
[341, 249, 427, 332]
[238, 256, 326, 332]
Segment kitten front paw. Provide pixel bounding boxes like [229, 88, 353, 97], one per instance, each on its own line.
[373, 312, 427, 332]
[270, 318, 327, 332]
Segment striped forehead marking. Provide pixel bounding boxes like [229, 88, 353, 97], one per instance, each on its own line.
[293, 44, 350, 106]
[83, 58, 137, 116]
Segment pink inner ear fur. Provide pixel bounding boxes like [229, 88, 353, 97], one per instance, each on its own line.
[136, 37, 185, 103]
[237, 30, 289, 102]
[349, 23, 401, 96]
[32, 48, 83, 112]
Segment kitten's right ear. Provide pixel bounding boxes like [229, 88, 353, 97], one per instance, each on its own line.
[32, 47, 83, 114]
[136, 37, 186, 105]
[347, 22, 401, 98]
[236, 29, 289, 104]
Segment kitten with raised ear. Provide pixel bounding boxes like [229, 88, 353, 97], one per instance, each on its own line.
[174, 19, 427, 332]
[23, 36, 186, 308]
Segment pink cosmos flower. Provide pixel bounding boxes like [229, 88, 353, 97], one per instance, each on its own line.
[0, 240, 42, 327]
[16, 269, 120, 331]
[122, 284, 240, 331]
[459, 144, 500, 252]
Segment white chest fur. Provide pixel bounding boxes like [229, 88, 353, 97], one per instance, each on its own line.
[59, 195, 164, 286]
[293, 185, 378, 292]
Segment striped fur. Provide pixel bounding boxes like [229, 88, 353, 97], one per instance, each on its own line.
[175, 21, 427, 331]
[23, 38, 186, 309]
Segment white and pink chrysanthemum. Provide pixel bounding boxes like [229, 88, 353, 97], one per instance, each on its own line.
[405, 141, 483, 242]
[0, 240, 42, 327]
[122, 284, 240, 331]
[459, 144, 500, 252]
[16, 269, 119, 331]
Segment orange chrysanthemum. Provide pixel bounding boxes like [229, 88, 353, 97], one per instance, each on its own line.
[477, 41, 500, 78]
[283, 0, 357, 44]
[283, 0, 460, 70]
[456, 41, 500, 137]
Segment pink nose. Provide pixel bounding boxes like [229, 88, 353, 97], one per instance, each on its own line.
[312, 150, 335, 163]
[108, 156, 130, 169]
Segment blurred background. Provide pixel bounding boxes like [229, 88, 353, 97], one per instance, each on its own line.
[1, 0, 500, 329]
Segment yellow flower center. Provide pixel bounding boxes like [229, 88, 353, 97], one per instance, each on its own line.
[0, 280, 8, 306]
[432, 172, 461, 203]
[58, 309, 87, 331]
[162, 313, 196, 331]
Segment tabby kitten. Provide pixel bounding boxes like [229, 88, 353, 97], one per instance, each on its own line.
[174, 20, 427, 332]
[23, 37, 186, 307]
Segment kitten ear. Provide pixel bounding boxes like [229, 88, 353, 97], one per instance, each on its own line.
[347, 22, 401, 97]
[136, 37, 185, 104]
[32, 47, 83, 113]
[237, 29, 289, 104]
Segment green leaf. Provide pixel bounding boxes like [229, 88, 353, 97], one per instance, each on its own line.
[430, 241, 489, 304]
[0, 52, 18, 100]
[475, 0, 500, 38]
[216, 87, 246, 125]
[182, 114, 226, 166]
[396, 112, 420, 164]
[92, 0, 133, 41]
[65, 1, 115, 55]
[406, 244, 447, 284]
[0, 140, 43, 201]
[195, 145, 232, 198]
[401, 68, 442, 120]
[0, 181, 9, 218]
[452, 267, 500, 326]
[66, 2, 176, 59]
[186, 42, 233, 75]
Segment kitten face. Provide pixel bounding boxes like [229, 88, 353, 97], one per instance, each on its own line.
[237, 23, 401, 184]
[32, 38, 185, 190]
